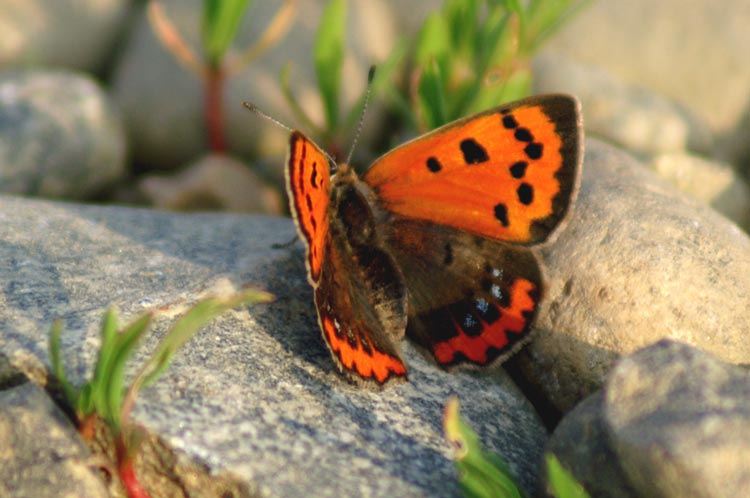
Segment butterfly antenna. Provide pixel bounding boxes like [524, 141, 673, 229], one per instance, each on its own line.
[344, 65, 376, 166]
[243, 101, 341, 169]
[242, 101, 294, 133]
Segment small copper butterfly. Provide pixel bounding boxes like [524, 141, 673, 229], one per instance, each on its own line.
[286, 95, 583, 385]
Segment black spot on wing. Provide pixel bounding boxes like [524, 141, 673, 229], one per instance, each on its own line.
[420, 308, 459, 342]
[510, 161, 528, 179]
[494, 203, 509, 227]
[474, 298, 500, 324]
[514, 128, 533, 142]
[502, 114, 518, 129]
[426, 156, 442, 173]
[310, 162, 318, 188]
[525, 143, 543, 160]
[517, 183, 534, 205]
[460, 139, 489, 164]
[449, 301, 482, 336]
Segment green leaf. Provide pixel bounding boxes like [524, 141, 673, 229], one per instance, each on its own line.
[523, 0, 591, 53]
[445, 0, 478, 51]
[141, 290, 273, 388]
[202, 0, 253, 67]
[77, 383, 95, 417]
[314, 0, 347, 132]
[89, 308, 119, 417]
[48, 320, 78, 408]
[280, 63, 321, 134]
[414, 12, 451, 67]
[545, 454, 592, 498]
[343, 39, 411, 131]
[444, 397, 526, 498]
[100, 312, 152, 431]
[416, 59, 447, 130]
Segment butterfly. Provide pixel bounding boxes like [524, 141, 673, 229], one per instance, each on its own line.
[285, 94, 582, 386]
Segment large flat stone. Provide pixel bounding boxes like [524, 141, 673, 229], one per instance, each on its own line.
[0, 195, 547, 497]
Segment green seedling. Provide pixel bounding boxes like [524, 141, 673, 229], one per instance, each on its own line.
[443, 396, 592, 498]
[281, 0, 407, 157]
[49, 288, 273, 498]
[147, 0, 295, 151]
[444, 396, 527, 498]
[409, 0, 591, 131]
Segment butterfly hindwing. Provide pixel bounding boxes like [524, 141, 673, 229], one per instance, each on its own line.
[313, 182, 408, 385]
[286, 131, 332, 284]
[382, 218, 543, 368]
[364, 94, 582, 245]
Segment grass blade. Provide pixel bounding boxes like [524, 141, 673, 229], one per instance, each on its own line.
[314, 0, 347, 131]
[100, 313, 152, 431]
[202, 0, 253, 66]
[545, 454, 592, 498]
[49, 320, 79, 407]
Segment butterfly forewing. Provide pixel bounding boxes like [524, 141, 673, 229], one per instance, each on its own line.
[286, 132, 332, 284]
[364, 95, 582, 245]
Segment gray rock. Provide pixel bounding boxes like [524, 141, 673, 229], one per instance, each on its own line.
[138, 153, 283, 214]
[0, 0, 130, 72]
[0, 381, 109, 498]
[543, 0, 750, 136]
[605, 340, 750, 498]
[533, 53, 714, 156]
[516, 138, 750, 412]
[542, 340, 750, 498]
[0, 194, 547, 497]
[112, 0, 398, 178]
[650, 151, 750, 231]
[0, 69, 126, 198]
[542, 392, 636, 498]
[0, 352, 26, 389]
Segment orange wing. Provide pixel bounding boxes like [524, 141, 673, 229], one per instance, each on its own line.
[286, 131, 332, 284]
[287, 131, 408, 385]
[313, 235, 408, 385]
[363, 95, 582, 244]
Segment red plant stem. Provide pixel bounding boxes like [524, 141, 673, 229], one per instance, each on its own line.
[78, 413, 98, 442]
[117, 437, 152, 498]
[119, 458, 152, 498]
[204, 64, 227, 152]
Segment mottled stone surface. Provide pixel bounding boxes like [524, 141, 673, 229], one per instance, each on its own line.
[542, 392, 637, 498]
[0, 69, 126, 199]
[542, 340, 750, 498]
[542, 0, 750, 134]
[650, 151, 750, 230]
[0, 381, 109, 498]
[138, 153, 283, 214]
[0, 0, 129, 72]
[517, 138, 750, 411]
[606, 340, 750, 498]
[0, 194, 547, 497]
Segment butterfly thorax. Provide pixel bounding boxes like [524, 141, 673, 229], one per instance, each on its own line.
[329, 164, 380, 250]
